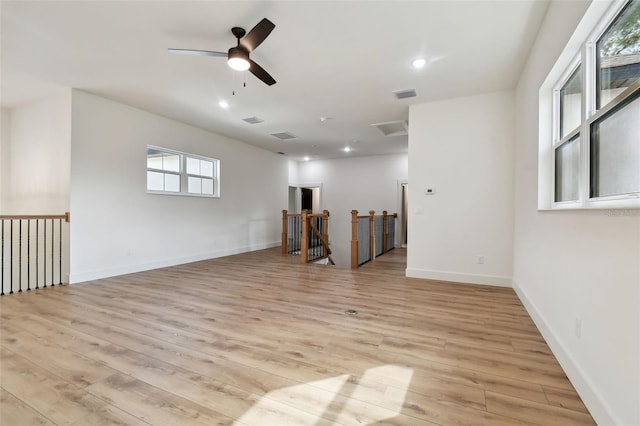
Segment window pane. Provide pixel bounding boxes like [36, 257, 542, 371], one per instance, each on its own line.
[147, 171, 164, 191]
[147, 149, 164, 170]
[188, 176, 202, 194]
[560, 65, 582, 138]
[202, 178, 214, 195]
[186, 157, 200, 175]
[163, 154, 180, 172]
[590, 92, 640, 197]
[597, 0, 640, 109]
[555, 135, 580, 202]
[200, 160, 214, 177]
[165, 173, 180, 192]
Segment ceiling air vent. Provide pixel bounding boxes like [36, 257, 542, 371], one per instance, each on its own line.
[271, 132, 298, 140]
[393, 89, 417, 99]
[371, 120, 408, 137]
[242, 116, 264, 124]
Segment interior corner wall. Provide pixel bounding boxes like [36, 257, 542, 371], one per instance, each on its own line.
[69, 90, 287, 283]
[407, 90, 515, 287]
[513, 1, 639, 424]
[296, 153, 408, 267]
[0, 93, 71, 214]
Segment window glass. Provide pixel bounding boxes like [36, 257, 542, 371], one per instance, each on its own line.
[560, 65, 582, 138]
[200, 160, 214, 178]
[597, 0, 640, 108]
[590, 91, 640, 197]
[186, 157, 200, 175]
[202, 178, 214, 195]
[165, 173, 180, 192]
[555, 135, 580, 202]
[147, 171, 164, 191]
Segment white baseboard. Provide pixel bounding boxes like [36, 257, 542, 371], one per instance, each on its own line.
[405, 267, 512, 287]
[69, 241, 280, 284]
[512, 280, 618, 426]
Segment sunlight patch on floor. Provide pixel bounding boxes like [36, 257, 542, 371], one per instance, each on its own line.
[234, 365, 414, 425]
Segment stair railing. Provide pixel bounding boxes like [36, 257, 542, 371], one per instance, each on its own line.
[282, 209, 334, 264]
[0, 212, 70, 295]
[350, 210, 397, 268]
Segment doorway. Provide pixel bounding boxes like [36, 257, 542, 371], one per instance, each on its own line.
[400, 182, 408, 247]
[288, 184, 322, 213]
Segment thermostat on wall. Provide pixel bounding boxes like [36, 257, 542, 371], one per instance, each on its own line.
[424, 188, 436, 195]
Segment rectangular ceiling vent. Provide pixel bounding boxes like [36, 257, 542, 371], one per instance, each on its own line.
[271, 131, 298, 140]
[242, 116, 264, 124]
[371, 120, 408, 137]
[393, 89, 417, 99]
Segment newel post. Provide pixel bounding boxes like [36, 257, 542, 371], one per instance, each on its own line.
[369, 210, 376, 262]
[350, 210, 359, 269]
[322, 210, 330, 257]
[300, 210, 309, 264]
[281, 210, 288, 254]
[382, 210, 388, 253]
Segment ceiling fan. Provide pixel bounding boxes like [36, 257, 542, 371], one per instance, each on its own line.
[169, 18, 276, 86]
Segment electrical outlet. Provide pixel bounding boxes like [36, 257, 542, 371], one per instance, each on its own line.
[575, 317, 582, 338]
[476, 255, 484, 264]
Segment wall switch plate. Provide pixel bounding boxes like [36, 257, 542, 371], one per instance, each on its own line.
[425, 188, 436, 195]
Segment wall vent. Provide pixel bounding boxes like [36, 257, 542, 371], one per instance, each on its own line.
[371, 120, 408, 137]
[242, 116, 264, 124]
[393, 89, 417, 99]
[271, 132, 298, 140]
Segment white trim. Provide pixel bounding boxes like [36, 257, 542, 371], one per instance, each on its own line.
[405, 268, 512, 287]
[69, 241, 280, 284]
[512, 280, 619, 426]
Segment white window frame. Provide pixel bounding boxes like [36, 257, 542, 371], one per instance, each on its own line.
[146, 145, 220, 198]
[541, 0, 640, 210]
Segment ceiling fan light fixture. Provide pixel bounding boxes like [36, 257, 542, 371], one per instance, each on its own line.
[228, 47, 250, 71]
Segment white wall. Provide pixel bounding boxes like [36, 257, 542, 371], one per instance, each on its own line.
[69, 91, 287, 283]
[296, 153, 408, 267]
[0, 93, 71, 214]
[514, 1, 639, 424]
[407, 91, 515, 286]
[0, 108, 10, 209]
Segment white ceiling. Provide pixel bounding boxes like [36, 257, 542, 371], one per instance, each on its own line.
[1, 0, 549, 161]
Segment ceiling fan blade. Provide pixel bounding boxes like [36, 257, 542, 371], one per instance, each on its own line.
[249, 59, 276, 86]
[168, 48, 227, 57]
[240, 18, 275, 52]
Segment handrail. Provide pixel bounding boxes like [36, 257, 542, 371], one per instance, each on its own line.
[1, 212, 70, 295]
[0, 212, 70, 221]
[282, 209, 333, 264]
[350, 210, 397, 269]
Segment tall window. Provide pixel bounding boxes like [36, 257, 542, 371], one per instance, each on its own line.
[552, 0, 640, 207]
[147, 146, 220, 197]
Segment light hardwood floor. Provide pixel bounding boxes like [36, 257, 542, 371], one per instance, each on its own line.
[0, 248, 595, 425]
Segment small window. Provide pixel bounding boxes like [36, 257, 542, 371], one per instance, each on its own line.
[596, 0, 640, 109]
[146, 146, 219, 197]
[547, 0, 640, 209]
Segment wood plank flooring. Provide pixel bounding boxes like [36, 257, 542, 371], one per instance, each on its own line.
[0, 247, 595, 425]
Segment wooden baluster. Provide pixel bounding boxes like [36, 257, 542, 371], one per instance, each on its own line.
[369, 210, 375, 262]
[300, 210, 309, 264]
[281, 210, 288, 255]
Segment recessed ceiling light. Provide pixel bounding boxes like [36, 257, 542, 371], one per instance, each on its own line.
[412, 58, 426, 68]
[343, 147, 351, 153]
[218, 100, 229, 109]
[304, 156, 310, 161]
